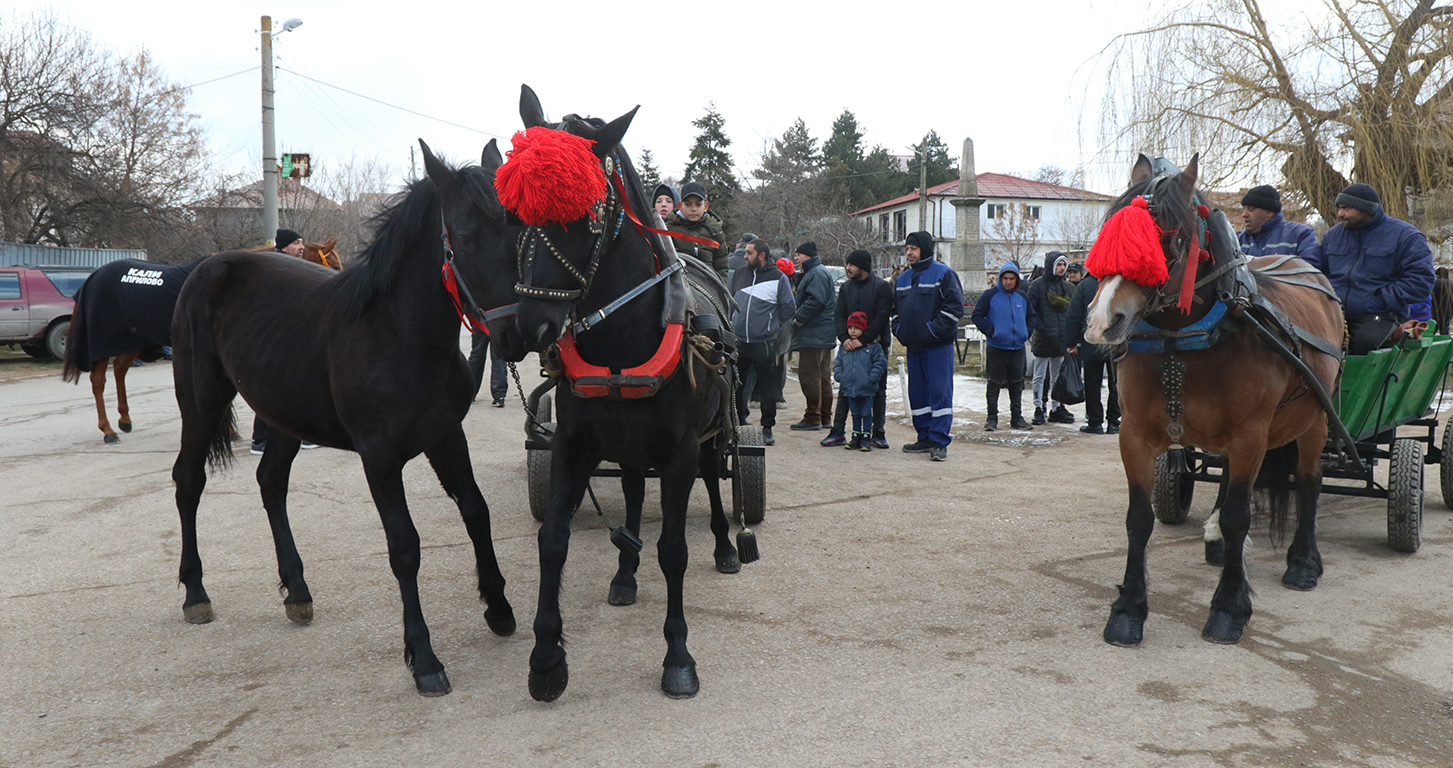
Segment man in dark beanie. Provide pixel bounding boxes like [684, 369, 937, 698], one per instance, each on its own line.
[892, 232, 964, 461]
[822, 249, 894, 448]
[789, 241, 837, 430]
[1237, 184, 1320, 263]
[275, 229, 305, 257]
[1317, 182, 1435, 353]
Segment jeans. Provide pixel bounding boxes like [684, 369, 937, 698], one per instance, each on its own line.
[468, 330, 508, 402]
[847, 395, 873, 434]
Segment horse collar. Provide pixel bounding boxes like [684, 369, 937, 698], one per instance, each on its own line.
[555, 322, 686, 399]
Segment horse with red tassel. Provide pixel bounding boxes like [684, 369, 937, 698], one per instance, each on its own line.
[1085, 154, 1344, 646]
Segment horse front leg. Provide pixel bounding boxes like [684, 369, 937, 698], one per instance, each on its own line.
[609, 465, 646, 606]
[658, 442, 700, 698]
[1203, 446, 1263, 644]
[1104, 434, 1158, 647]
[700, 442, 738, 574]
[423, 423, 514, 634]
[529, 436, 596, 702]
[1283, 425, 1327, 591]
[255, 433, 312, 624]
[113, 351, 139, 433]
[359, 454, 447, 696]
[90, 361, 117, 443]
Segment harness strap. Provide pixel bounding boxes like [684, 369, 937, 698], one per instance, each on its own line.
[571, 261, 683, 336]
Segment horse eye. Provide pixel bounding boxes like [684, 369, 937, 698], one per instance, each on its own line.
[457, 234, 474, 249]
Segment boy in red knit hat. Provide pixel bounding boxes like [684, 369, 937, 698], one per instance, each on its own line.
[833, 312, 887, 451]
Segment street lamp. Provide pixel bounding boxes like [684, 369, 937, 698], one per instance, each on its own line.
[261, 15, 302, 246]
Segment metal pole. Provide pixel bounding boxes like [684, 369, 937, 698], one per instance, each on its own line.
[261, 15, 278, 247]
[918, 146, 928, 245]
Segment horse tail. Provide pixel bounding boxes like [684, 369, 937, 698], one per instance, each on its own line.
[206, 406, 237, 473]
[1256, 440, 1298, 548]
[61, 290, 86, 384]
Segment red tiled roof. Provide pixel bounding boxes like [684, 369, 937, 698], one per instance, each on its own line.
[852, 173, 1111, 215]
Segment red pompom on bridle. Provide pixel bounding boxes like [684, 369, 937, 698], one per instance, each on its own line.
[495, 127, 606, 226]
[1085, 196, 1168, 288]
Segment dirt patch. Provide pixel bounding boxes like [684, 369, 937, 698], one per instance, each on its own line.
[0, 347, 63, 382]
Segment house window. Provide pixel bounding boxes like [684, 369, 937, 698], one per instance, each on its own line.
[863, 217, 872, 235]
[986, 203, 1006, 219]
[893, 210, 907, 241]
[879, 214, 890, 238]
[1026, 205, 1042, 220]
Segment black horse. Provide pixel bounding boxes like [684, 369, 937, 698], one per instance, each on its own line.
[499, 86, 739, 701]
[169, 140, 519, 696]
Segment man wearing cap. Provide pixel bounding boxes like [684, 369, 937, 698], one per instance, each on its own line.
[788, 241, 837, 430]
[893, 231, 964, 461]
[822, 249, 894, 448]
[1316, 182, 1435, 353]
[1237, 185, 1320, 262]
[730, 239, 796, 445]
[666, 181, 730, 281]
[727, 233, 756, 283]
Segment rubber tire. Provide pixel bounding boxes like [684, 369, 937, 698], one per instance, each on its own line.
[1152, 452, 1194, 525]
[1441, 422, 1453, 510]
[733, 424, 767, 525]
[45, 320, 69, 361]
[527, 393, 553, 523]
[1388, 437, 1424, 553]
[20, 343, 47, 358]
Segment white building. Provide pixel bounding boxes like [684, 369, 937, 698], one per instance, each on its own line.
[852, 173, 1113, 280]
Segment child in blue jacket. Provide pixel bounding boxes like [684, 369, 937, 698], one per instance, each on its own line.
[833, 312, 888, 451]
[970, 262, 1038, 431]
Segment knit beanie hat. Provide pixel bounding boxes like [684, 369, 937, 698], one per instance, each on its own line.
[1336, 183, 1382, 216]
[905, 231, 935, 259]
[776, 257, 794, 276]
[847, 311, 869, 331]
[1241, 185, 1282, 213]
[276, 229, 303, 248]
[795, 241, 818, 259]
[846, 249, 872, 272]
[652, 184, 678, 206]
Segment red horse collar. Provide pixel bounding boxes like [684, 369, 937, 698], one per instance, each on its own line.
[557, 323, 684, 399]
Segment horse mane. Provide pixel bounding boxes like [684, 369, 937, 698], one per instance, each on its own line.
[332, 177, 437, 319]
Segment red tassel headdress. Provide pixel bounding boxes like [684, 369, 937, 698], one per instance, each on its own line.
[1084, 196, 1167, 287]
[495, 127, 607, 226]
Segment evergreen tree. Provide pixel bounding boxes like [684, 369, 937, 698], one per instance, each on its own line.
[758, 118, 820, 185]
[822, 110, 864, 166]
[908, 130, 957, 188]
[682, 103, 739, 209]
[636, 148, 662, 191]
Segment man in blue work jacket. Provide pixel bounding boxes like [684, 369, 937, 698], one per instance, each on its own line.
[892, 231, 964, 462]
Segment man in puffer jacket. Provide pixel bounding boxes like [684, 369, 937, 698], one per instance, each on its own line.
[789, 241, 837, 430]
[892, 231, 964, 461]
[1026, 251, 1075, 425]
[971, 262, 1038, 431]
[730, 238, 797, 445]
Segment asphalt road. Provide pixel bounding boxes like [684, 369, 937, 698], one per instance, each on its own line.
[3, 349, 1453, 767]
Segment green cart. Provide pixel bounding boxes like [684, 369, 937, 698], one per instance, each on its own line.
[1154, 334, 1453, 553]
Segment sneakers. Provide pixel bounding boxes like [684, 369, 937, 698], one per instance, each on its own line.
[1032, 407, 1046, 426]
[491, 397, 506, 408]
[902, 440, 933, 453]
[871, 434, 889, 450]
[847, 433, 863, 451]
[762, 427, 775, 446]
[984, 415, 998, 432]
[820, 432, 847, 447]
[250, 441, 266, 455]
[1079, 424, 1104, 434]
[1010, 415, 1034, 430]
[929, 444, 947, 462]
[301, 442, 320, 449]
[1107, 423, 1120, 435]
[789, 420, 822, 431]
[1051, 405, 1075, 424]
[860, 436, 872, 452]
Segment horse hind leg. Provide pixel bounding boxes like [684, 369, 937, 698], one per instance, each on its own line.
[700, 443, 739, 574]
[423, 424, 514, 634]
[254, 433, 314, 624]
[90, 362, 118, 443]
[172, 363, 238, 625]
[609, 466, 646, 606]
[1282, 426, 1326, 591]
[113, 352, 140, 433]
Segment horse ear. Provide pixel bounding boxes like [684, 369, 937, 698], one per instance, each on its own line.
[481, 139, 503, 173]
[419, 138, 460, 196]
[589, 106, 639, 160]
[1130, 153, 1154, 185]
[1182, 153, 1200, 191]
[520, 85, 546, 129]
[325, 237, 337, 249]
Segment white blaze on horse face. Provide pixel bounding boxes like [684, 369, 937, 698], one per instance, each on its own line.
[1085, 274, 1151, 344]
[1085, 275, 1122, 344]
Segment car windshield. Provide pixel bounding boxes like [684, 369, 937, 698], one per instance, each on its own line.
[40, 268, 91, 298]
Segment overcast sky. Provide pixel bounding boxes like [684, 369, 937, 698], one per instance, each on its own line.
[17, 0, 1190, 195]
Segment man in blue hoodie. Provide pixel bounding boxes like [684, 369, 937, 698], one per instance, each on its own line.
[892, 231, 964, 461]
[971, 262, 1038, 431]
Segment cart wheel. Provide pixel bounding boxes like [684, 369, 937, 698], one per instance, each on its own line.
[527, 393, 553, 522]
[1441, 423, 1453, 510]
[1152, 452, 1194, 525]
[1388, 437, 1424, 553]
[733, 424, 767, 525]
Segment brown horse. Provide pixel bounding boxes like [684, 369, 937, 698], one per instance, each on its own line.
[1085, 154, 1344, 646]
[64, 241, 342, 443]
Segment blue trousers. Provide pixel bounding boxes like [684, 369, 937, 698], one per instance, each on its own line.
[907, 344, 955, 447]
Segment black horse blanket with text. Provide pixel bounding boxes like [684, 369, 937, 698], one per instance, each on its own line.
[65, 258, 205, 372]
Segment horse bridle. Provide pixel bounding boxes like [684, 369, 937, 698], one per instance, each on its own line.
[514, 152, 627, 306]
[439, 208, 519, 332]
[1135, 171, 1213, 318]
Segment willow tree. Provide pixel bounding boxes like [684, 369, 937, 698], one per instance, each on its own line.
[1103, 0, 1453, 224]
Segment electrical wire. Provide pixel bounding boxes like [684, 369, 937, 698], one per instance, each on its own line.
[276, 67, 507, 139]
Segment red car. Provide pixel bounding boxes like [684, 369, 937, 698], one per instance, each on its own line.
[0, 265, 92, 359]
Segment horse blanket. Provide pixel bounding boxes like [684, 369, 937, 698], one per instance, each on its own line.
[66, 257, 205, 372]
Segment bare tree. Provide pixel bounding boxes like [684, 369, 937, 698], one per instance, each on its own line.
[987, 203, 1042, 267]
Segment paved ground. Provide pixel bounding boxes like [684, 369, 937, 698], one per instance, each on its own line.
[4, 347, 1453, 767]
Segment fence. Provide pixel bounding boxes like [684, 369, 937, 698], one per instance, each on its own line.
[0, 242, 147, 268]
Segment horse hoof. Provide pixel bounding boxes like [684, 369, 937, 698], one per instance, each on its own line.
[1282, 567, 1320, 591]
[661, 663, 699, 699]
[119, 422, 132, 433]
[484, 606, 516, 636]
[1201, 611, 1246, 644]
[1205, 540, 1225, 566]
[1103, 611, 1143, 647]
[183, 602, 214, 624]
[285, 601, 313, 625]
[529, 660, 569, 702]
[103, 434, 120, 445]
[414, 670, 451, 697]
[715, 552, 741, 574]
[608, 584, 637, 606]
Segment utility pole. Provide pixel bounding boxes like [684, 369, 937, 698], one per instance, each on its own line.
[918, 144, 929, 244]
[261, 15, 278, 246]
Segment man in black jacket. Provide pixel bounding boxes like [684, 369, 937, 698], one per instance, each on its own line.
[1026, 251, 1075, 425]
[1065, 273, 1119, 434]
[789, 241, 837, 430]
[821, 249, 894, 448]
